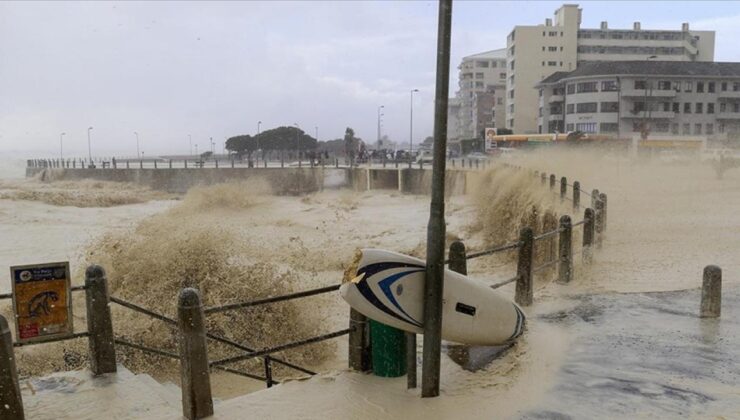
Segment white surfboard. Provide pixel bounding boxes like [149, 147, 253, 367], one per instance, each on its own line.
[340, 248, 525, 346]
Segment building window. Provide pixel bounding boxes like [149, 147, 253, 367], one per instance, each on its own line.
[509, 89, 514, 99]
[707, 123, 714, 135]
[475, 73, 484, 79]
[635, 80, 647, 90]
[695, 124, 702, 135]
[696, 103, 703, 113]
[497, 97, 503, 105]
[657, 81, 672, 90]
[577, 102, 597, 113]
[600, 123, 619, 133]
[475, 81, 484, 88]
[682, 123, 690, 134]
[542, 61, 545, 66]
[673, 81, 682, 92]
[549, 31, 558, 36]
[655, 122, 670, 132]
[685, 81, 693, 92]
[548, 61, 557, 66]
[673, 102, 680, 113]
[475, 61, 489, 68]
[708, 82, 715, 93]
[684, 103, 692, 113]
[510, 60, 515, 70]
[734, 82, 740, 92]
[601, 81, 618, 91]
[559, 62, 563, 66]
[538, 125, 542, 134]
[567, 84, 575, 94]
[492, 61, 498, 68]
[548, 46, 557, 52]
[560, 46, 563, 51]
[719, 123, 725, 133]
[721, 82, 727, 91]
[632, 122, 642, 132]
[600, 102, 619, 112]
[576, 123, 597, 133]
[735, 103, 740, 113]
[697, 82, 704, 93]
[509, 46, 515, 56]
[509, 119, 514, 128]
[708, 103, 715, 114]
[500, 72, 506, 80]
[539, 89, 543, 97]
[566, 104, 575, 114]
[671, 123, 679, 134]
[566, 123, 574, 131]
[538, 107, 543, 117]
[662, 102, 671, 112]
[577, 82, 598, 93]
[720, 102, 727, 112]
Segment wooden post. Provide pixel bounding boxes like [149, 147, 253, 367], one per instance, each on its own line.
[583, 208, 595, 265]
[154, 160, 158, 169]
[558, 215, 573, 283]
[549, 174, 556, 190]
[700, 265, 721, 318]
[169, 159, 173, 169]
[595, 197, 604, 249]
[184, 160, 188, 169]
[560, 176, 567, 202]
[178, 288, 214, 420]
[541, 172, 546, 185]
[126, 160, 130, 169]
[515, 227, 534, 306]
[448, 241, 467, 275]
[0, 315, 24, 420]
[573, 181, 581, 210]
[591, 188, 600, 209]
[599, 192, 608, 233]
[348, 309, 371, 371]
[85, 265, 117, 375]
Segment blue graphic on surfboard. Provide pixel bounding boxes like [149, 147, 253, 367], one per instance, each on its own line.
[340, 248, 525, 346]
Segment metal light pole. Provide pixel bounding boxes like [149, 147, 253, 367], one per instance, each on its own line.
[59, 132, 66, 161]
[189, 134, 192, 155]
[87, 126, 94, 165]
[421, 0, 452, 399]
[257, 121, 262, 160]
[210, 137, 215, 155]
[134, 131, 140, 158]
[294, 123, 300, 166]
[195, 144, 198, 156]
[410, 89, 419, 158]
[377, 105, 384, 147]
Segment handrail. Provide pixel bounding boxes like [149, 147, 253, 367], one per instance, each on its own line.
[209, 328, 352, 368]
[490, 275, 519, 290]
[114, 337, 180, 360]
[111, 296, 177, 325]
[533, 259, 558, 274]
[204, 284, 341, 315]
[572, 219, 586, 227]
[13, 331, 90, 348]
[534, 228, 562, 241]
[465, 241, 521, 260]
[213, 365, 279, 384]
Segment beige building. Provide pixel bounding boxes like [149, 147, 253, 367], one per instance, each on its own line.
[452, 49, 507, 140]
[506, 4, 715, 134]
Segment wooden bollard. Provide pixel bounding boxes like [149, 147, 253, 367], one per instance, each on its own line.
[700, 265, 722, 318]
[184, 160, 188, 169]
[599, 193, 608, 233]
[177, 288, 214, 420]
[549, 174, 556, 190]
[169, 159, 173, 169]
[0, 315, 24, 420]
[448, 241, 467, 275]
[515, 227, 534, 306]
[534, 170, 539, 177]
[583, 208, 595, 265]
[541, 172, 546, 185]
[591, 188, 600, 209]
[595, 198, 604, 249]
[348, 308, 371, 372]
[558, 215, 573, 283]
[560, 177, 567, 202]
[85, 265, 117, 375]
[573, 181, 581, 210]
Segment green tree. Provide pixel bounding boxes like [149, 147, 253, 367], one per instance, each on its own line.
[253, 126, 317, 153]
[225, 134, 257, 158]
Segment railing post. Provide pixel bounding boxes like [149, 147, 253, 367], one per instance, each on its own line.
[85, 265, 117, 375]
[263, 356, 274, 388]
[177, 288, 213, 420]
[515, 227, 534, 306]
[215, 159, 219, 169]
[348, 308, 371, 372]
[560, 176, 567, 202]
[558, 215, 573, 283]
[549, 174, 556, 190]
[591, 188, 600, 209]
[169, 159, 173, 169]
[126, 160, 130, 169]
[184, 160, 188, 169]
[599, 192, 608, 233]
[154, 160, 158, 169]
[448, 241, 467, 275]
[700, 265, 722, 318]
[0, 315, 24, 420]
[573, 181, 581, 210]
[583, 208, 595, 265]
[595, 197, 604, 249]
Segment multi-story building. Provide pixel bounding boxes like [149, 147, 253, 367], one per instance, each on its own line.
[506, 3, 715, 134]
[536, 61, 740, 141]
[452, 49, 507, 140]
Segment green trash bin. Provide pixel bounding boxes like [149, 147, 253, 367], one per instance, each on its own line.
[369, 319, 407, 377]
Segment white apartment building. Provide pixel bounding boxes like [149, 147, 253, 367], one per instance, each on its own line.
[451, 49, 507, 141]
[506, 4, 715, 134]
[536, 61, 740, 141]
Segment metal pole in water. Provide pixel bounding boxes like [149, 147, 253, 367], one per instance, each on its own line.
[700, 265, 722, 318]
[421, 0, 452, 399]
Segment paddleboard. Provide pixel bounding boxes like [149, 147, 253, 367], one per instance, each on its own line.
[340, 248, 525, 346]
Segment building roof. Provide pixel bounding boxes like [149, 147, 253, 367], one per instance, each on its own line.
[537, 61, 740, 86]
[462, 48, 507, 61]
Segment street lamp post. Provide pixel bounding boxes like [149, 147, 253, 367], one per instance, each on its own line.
[87, 126, 94, 167]
[294, 123, 301, 167]
[377, 105, 384, 148]
[410, 89, 419, 162]
[189, 134, 192, 156]
[59, 132, 66, 161]
[257, 121, 262, 162]
[134, 131, 140, 158]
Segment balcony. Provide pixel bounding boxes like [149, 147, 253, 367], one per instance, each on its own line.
[548, 114, 564, 121]
[548, 94, 564, 104]
[718, 91, 740, 99]
[716, 112, 740, 120]
[621, 89, 676, 98]
[623, 111, 675, 119]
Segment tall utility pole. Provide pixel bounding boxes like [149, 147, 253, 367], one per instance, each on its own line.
[421, 0, 452, 399]
[59, 132, 66, 161]
[134, 131, 140, 157]
[210, 137, 215, 154]
[377, 105, 384, 147]
[189, 134, 192, 156]
[87, 126, 94, 165]
[409, 89, 419, 157]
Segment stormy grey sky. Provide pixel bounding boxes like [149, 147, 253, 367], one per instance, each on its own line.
[2, 1, 740, 157]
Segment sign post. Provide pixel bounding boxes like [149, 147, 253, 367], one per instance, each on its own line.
[11, 262, 73, 343]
